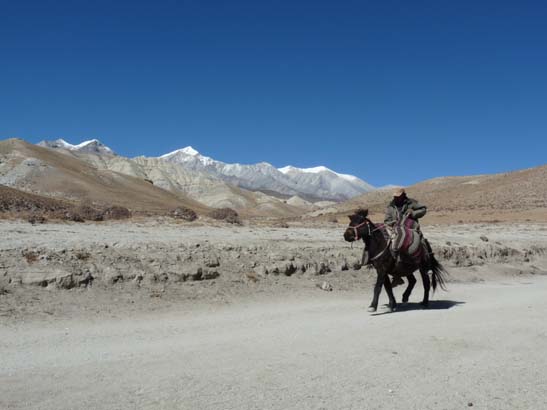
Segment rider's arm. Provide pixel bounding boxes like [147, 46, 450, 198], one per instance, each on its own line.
[409, 200, 427, 219]
[384, 206, 397, 226]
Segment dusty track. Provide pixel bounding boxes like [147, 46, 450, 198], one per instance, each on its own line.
[2, 277, 547, 410]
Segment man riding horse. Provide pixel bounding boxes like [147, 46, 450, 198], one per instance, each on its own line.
[363, 188, 428, 287]
[343, 190, 447, 312]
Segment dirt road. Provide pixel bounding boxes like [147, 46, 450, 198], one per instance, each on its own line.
[2, 278, 547, 410]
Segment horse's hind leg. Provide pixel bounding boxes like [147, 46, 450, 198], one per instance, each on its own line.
[368, 273, 384, 312]
[402, 273, 417, 303]
[383, 275, 397, 312]
[420, 268, 430, 308]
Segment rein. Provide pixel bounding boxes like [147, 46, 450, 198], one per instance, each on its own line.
[347, 220, 391, 262]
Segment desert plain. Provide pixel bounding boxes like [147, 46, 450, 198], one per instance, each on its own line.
[1, 219, 547, 410]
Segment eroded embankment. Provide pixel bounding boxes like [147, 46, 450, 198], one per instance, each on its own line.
[0, 222, 546, 291]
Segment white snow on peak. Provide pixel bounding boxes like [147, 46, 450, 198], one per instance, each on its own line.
[156, 148, 376, 199]
[38, 138, 114, 154]
[54, 139, 76, 149]
[278, 166, 297, 173]
[181, 146, 199, 155]
[73, 139, 113, 153]
[160, 146, 200, 158]
[300, 166, 332, 174]
[75, 139, 98, 148]
[279, 165, 360, 182]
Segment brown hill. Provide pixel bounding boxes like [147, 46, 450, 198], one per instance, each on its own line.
[0, 139, 210, 215]
[0, 184, 73, 213]
[22, 141, 307, 218]
[320, 164, 547, 224]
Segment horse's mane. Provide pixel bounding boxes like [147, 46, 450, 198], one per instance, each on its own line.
[354, 208, 368, 218]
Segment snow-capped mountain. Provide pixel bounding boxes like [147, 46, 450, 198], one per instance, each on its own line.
[278, 165, 375, 198]
[38, 138, 115, 155]
[159, 146, 374, 201]
[35, 139, 375, 201]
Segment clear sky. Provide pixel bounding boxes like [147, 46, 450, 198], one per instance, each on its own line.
[1, 0, 546, 186]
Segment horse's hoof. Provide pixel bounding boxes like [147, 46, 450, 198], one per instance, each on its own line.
[402, 296, 409, 303]
[387, 306, 397, 313]
[367, 306, 377, 313]
[420, 302, 429, 309]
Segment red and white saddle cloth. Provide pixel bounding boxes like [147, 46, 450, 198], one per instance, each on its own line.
[391, 218, 424, 262]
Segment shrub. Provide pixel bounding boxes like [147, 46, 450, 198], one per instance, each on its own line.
[103, 206, 131, 220]
[27, 213, 47, 225]
[209, 207, 240, 224]
[171, 207, 198, 221]
[74, 205, 104, 221]
[60, 211, 85, 222]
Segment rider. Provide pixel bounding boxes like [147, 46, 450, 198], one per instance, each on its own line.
[384, 188, 427, 286]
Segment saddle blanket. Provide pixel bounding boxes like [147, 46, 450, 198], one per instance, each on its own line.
[392, 218, 424, 261]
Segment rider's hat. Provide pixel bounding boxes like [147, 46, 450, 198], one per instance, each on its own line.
[392, 187, 406, 197]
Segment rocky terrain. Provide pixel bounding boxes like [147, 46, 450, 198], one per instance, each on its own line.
[1, 220, 546, 410]
[1, 220, 545, 319]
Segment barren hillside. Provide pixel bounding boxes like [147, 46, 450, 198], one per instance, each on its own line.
[73, 152, 306, 218]
[321, 164, 547, 224]
[0, 139, 209, 214]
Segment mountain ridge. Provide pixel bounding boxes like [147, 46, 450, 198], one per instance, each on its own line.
[157, 145, 374, 201]
[36, 139, 375, 201]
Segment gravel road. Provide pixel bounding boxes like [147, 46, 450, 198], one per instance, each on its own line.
[2, 277, 547, 410]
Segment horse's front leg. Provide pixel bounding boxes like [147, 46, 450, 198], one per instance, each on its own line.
[383, 275, 397, 312]
[368, 272, 384, 312]
[402, 273, 417, 303]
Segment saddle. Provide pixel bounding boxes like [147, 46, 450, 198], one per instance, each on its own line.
[391, 218, 426, 263]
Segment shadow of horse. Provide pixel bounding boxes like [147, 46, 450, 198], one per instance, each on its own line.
[372, 300, 465, 315]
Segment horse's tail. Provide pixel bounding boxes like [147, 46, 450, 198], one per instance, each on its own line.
[430, 254, 448, 293]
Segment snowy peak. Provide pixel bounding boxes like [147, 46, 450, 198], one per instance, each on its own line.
[37, 138, 75, 150]
[160, 146, 200, 158]
[159, 146, 215, 166]
[38, 138, 115, 155]
[279, 165, 366, 184]
[157, 148, 375, 201]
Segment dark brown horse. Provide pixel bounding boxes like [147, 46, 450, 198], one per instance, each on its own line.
[344, 209, 447, 312]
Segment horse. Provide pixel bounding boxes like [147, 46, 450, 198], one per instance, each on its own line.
[343, 208, 448, 312]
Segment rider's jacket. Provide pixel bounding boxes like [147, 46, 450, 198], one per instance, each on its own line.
[384, 197, 427, 227]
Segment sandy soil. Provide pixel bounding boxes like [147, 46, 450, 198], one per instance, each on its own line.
[1, 220, 547, 409]
[1, 277, 547, 410]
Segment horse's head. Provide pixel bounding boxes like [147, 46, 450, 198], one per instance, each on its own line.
[344, 208, 371, 242]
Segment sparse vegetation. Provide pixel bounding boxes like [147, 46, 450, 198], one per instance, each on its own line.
[171, 206, 198, 221]
[22, 250, 39, 264]
[209, 207, 241, 224]
[27, 213, 47, 225]
[75, 251, 91, 260]
[103, 206, 132, 220]
[74, 205, 104, 221]
[60, 211, 85, 222]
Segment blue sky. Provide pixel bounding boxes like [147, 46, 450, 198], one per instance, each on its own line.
[1, 0, 546, 186]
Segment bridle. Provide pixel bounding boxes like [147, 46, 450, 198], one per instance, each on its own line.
[347, 219, 392, 262]
[347, 218, 384, 240]
[347, 221, 369, 241]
